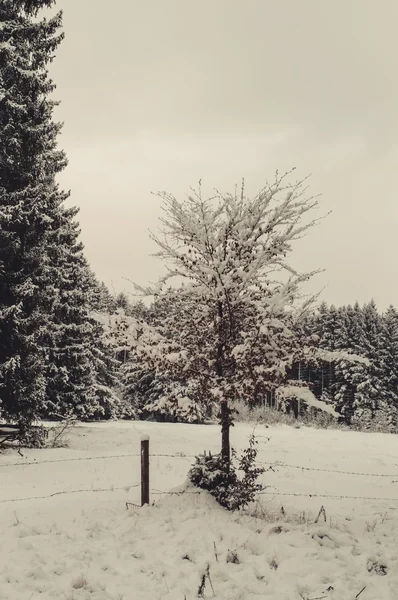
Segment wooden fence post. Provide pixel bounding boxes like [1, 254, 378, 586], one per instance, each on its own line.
[141, 435, 150, 506]
[221, 399, 230, 471]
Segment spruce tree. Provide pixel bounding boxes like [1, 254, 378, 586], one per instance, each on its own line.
[0, 1, 116, 427]
[359, 300, 386, 421]
[96, 281, 117, 314]
[379, 306, 398, 428]
[44, 215, 96, 419]
[0, 1, 65, 431]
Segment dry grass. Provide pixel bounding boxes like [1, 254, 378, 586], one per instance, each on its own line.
[230, 399, 396, 434]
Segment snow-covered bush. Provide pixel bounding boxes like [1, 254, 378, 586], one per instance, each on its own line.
[18, 424, 48, 448]
[231, 399, 296, 426]
[144, 393, 205, 423]
[141, 380, 214, 423]
[189, 435, 265, 510]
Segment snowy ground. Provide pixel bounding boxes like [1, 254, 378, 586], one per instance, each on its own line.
[1, 421, 398, 599]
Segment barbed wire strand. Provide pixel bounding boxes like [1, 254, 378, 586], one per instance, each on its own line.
[0, 452, 197, 468]
[0, 453, 140, 468]
[0, 483, 140, 504]
[257, 490, 398, 502]
[2, 483, 398, 505]
[150, 488, 398, 502]
[2, 451, 398, 482]
[2, 453, 398, 480]
[259, 462, 398, 478]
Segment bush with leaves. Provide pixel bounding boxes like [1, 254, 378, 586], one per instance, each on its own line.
[188, 435, 265, 510]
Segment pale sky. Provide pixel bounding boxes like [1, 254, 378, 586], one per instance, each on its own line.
[48, 0, 398, 310]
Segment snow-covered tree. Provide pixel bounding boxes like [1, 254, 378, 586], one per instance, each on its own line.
[345, 302, 366, 356]
[300, 300, 398, 428]
[0, 1, 116, 430]
[91, 281, 117, 314]
[378, 306, 398, 428]
[135, 172, 323, 463]
[96, 305, 165, 417]
[115, 292, 130, 312]
[44, 237, 121, 420]
[127, 287, 217, 422]
[0, 1, 66, 431]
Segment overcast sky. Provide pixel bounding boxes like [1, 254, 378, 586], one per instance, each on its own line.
[48, 0, 398, 310]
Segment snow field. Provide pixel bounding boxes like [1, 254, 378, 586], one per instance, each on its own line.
[1, 421, 398, 599]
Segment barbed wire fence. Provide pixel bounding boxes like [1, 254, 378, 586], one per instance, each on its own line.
[2, 437, 398, 508]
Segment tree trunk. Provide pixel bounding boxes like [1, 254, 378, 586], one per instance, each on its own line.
[221, 399, 230, 470]
[216, 300, 223, 378]
[216, 300, 230, 471]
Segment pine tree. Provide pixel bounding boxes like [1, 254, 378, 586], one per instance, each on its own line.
[90, 320, 121, 419]
[319, 305, 342, 351]
[0, 2, 116, 428]
[335, 306, 350, 350]
[93, 281, 116, 314]
[313, 302, 329, 341]
[43, 217, 97, 419]
[0, 2, 66, 431]
[302, 302, 374, 424]
[357, 300, 386, 422]
[346, 302, 366, 356]
[115, 292, 131, 312]
[379, 306, 398, 428]
[44, 236, 123, 420]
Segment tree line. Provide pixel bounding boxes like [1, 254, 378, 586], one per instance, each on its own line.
[291, 301, 398, 428]
[95, 294, 398, 432]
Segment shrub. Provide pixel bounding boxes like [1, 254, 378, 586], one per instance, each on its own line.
[188, 435, 265, 510]
[231, 399, 350, 431]
[18, 424, 48, 448]
[142, 383, 211, 423]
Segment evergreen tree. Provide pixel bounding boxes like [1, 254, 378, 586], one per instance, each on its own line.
[90, 320, 121, 419]
[302, 302, 374, 424]
[0, 1, 116, 427]
[294, 299, 398, 429]
[319, 305, 342, 351]
[115, 292, 130, 312]
[312, 302, 329, 342]
[0, 1, 66, 430]
[43, 218, 102, 419]
[346, 302, 366, 357]
[335, 306, 350, 350]
[357, 300, 386, 422]
[92, 281, 116, 314]
[379, 306, 398, 428]
[129, 299, 148, 320]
